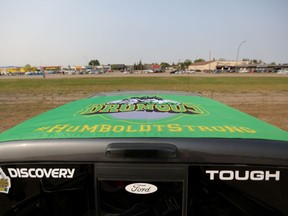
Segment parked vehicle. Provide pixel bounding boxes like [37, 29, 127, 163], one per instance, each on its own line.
[238, 68, 249, 73]
[277, 68, 288, 74]
[0, 91, 287, 216]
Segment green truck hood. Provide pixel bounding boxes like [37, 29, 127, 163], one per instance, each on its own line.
[0, 93, 287, 142]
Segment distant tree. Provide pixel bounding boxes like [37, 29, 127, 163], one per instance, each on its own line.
[133, 60, 144, 70]
[184, 59, 192, 69]
[160, 62, 170, 69]
[178, 62, 185, 70]
[24, 64, 32, 72]
[250, 59, 263, 64]
[89, 60, 100, 66]
[139, 60, 143, 70]
[218, 58, 226, 61]
[143, 63, 149, 70]
[194, 58, 205, 63]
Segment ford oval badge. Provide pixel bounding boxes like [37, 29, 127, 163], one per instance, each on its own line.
[125, 183, 158, 194]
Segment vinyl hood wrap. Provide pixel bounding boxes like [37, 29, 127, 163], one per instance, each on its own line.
[0, 92, 287, 142]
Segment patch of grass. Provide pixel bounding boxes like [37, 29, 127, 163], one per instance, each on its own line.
[1, 76, 287, 96]
[0, 103, 58, 132]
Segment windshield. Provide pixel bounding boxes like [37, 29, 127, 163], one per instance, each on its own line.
[1, 164, 287, 216]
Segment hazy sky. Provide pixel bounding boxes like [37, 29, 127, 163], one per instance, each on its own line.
[1, 0, 287, 66]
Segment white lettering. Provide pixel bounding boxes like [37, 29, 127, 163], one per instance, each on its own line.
[17, 168, 22, 177]
[52, 169, 60, 178]
[7, 168, 75, 179]
[219, 170, 234, 180]
[206, 170, 280, 181]
[205, 170, 218, 180]
[235, 170, 249, 180]
[67, 168, 75, 178]
[59, 168, 67, 178]
[265, 170, 280, 181]
[250, 171, 264, 181]
[8, 168, 17, 178]
[28, 169, 36, 178]
[43, 168, 53, 178]
[35, 169, 43, 178]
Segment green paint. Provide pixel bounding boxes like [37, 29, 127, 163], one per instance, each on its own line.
[0, 93, 287, 142]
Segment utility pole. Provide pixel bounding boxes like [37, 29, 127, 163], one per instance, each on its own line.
[235, 40, 247, 72]
[209, 50, 211, 71]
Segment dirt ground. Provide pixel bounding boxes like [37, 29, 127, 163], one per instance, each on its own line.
[0, 73, 287, 132]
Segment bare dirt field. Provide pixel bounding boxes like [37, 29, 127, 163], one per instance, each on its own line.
[0, 73, 287, 133]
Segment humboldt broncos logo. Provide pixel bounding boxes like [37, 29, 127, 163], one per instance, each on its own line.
[81, 96, 202, 120]
[0, 168, 11, 194]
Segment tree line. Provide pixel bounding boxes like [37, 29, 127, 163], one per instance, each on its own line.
[85, 58, 282, 71]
